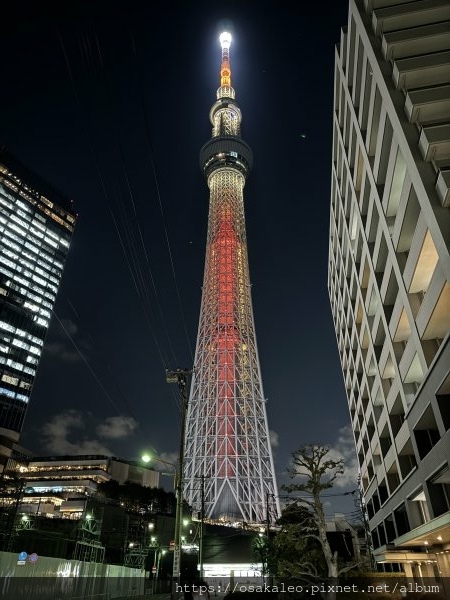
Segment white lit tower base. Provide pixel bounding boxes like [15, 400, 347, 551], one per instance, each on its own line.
[183, 32, 280, 524]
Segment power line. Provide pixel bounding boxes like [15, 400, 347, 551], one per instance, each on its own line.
[51, 309, 122, 417]
[130, 33, 194, 364]
[277, 489, 357, 500]
[57, 27, 183, 429]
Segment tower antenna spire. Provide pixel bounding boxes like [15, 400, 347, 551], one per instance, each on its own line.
[219, 31, 232, 89]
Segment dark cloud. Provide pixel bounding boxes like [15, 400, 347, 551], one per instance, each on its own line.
[39, 410, 139, 455]
[96, 416, 138, 439]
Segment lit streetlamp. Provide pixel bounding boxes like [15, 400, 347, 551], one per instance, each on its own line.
[141, 367, 192, 600]
[153, 547, 167, 594]
[141, 453, 177, 481]
[141, 452, 179, 590]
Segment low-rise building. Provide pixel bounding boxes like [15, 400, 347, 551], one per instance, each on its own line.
[16, 454, 159, 518]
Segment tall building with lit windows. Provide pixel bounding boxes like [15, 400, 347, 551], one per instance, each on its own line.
[0, 148, 76, 473]
[328, 0, 450, 582]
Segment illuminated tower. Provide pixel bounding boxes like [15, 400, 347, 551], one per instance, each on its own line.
[183, 32, 280, 524]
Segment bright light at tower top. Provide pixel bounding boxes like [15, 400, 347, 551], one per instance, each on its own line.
[219, 32, 232, 49]
[219, 31, 232, 90]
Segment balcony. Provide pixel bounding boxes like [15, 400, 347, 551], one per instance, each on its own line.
[392, 50, 450, 90]
[382, 21, 450, 60]
[405, 85, 450, 124]
[373, 0, 450, 36]
[419, 123, 450, 161]
[436, 168, 450, 207]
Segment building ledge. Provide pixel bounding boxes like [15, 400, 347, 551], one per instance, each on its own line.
[419, 123, 450, 161]
[382, 21, 450, 61]
[394, 511, 450, 547]
[374, 548, 436, 563]
[405, 85, 450, 124]
[373, 0, 450, 36]
[436, 168, 450, 207]
[392, 50, 450, 90]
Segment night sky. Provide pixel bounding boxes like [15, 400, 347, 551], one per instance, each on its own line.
[1, 1, 358, 516]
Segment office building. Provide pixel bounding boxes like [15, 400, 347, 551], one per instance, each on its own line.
[328, 0, 450, 580]
[0, 148, 77, 472]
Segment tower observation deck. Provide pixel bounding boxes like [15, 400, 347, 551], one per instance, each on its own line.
[183, 32, 280, 524]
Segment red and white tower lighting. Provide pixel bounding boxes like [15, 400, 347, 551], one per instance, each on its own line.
[183, 31, 280, 524]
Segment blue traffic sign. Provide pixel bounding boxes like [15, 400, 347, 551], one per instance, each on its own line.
[29, 553, 38, 563]
[18, 551, 27, 561]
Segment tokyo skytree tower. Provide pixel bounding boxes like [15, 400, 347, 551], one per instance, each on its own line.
[183, 32, 280, 524]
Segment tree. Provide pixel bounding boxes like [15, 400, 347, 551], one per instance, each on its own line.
[282, 444, 361, 585]
[96, 479, 121, 500]
[96, 481, 176, 515]
[272, 502, 327, 586]
[252, 533, 269, 579]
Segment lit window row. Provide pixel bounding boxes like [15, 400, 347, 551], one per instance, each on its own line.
[0, 267, 57, 301]
[1, 250, 61, 285]
[1, 176, 74, 233]
[0, 356, 37, 376]
[1, 213, 65, 251]
[0, 191, 15, 209]
[0, 258, 58, 291]
[14, 244, 63, 276]
[1, 373, 32, 390]
[2, 277, 55, 307]
[0, 320, 44, 346]
[0, 385, 29, 403]
[2, 229, 62, 270]
[11, 338, 42, 356]
[0, 198, 71, 250]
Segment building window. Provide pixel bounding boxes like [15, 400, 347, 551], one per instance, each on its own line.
[436, 373, 450, 431]
[394, 503, 409, 537]
[413, 404, 440, 460]
[384, 514, 396, 543]
[1, 374, 19, 386]
[427, 466, 450, 518]
[409, 229, 439, 295]
[409, 489, 430, 527]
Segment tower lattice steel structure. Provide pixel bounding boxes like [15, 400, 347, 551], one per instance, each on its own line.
[183, 32, 280, 524]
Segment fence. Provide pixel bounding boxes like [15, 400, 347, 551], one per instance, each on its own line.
[0, 550, 146, 599]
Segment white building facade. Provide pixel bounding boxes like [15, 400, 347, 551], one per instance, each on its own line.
[328, 0, 450, 582]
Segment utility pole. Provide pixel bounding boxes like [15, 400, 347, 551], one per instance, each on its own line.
[166, 368, 192, 600]
[265, 491, 271, 583]
[356, 479, 375, 570]
[199, 474, 205, 580]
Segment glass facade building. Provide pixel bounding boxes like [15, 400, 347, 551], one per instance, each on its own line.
[0, 148, 76, 472]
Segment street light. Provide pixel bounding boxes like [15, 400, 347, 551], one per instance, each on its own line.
[140, 451, 180, 592]
[142, 453, 176, 471]
[153, 547, 167, 594]
[146, 534, 160, 594]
